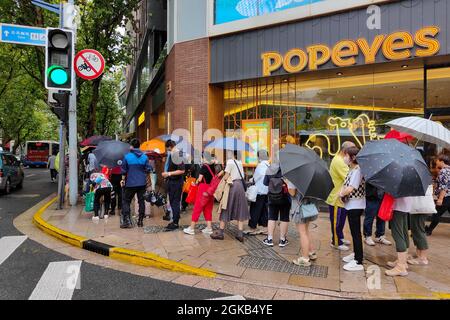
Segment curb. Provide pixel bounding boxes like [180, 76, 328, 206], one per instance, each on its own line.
[33, 196, 216, 278]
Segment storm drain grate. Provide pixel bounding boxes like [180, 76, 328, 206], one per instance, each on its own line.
[238, 256, 328, 278]
[247, 248, 284, 260]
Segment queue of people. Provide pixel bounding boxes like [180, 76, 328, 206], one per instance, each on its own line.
[83, 135, 448, 278]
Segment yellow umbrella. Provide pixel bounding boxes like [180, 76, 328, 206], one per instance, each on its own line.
[140, 139, 165, 154]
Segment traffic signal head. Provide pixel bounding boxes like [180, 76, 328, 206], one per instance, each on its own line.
[50, 91, 70, 122]
[45, 28, 73, 91]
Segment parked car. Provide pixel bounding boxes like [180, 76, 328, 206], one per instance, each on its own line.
[0, 151, 25, 194]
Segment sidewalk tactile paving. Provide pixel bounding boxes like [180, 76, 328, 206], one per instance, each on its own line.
[238, 256, 328, 278]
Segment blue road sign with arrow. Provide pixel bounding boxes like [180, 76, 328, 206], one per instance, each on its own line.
[0, 23, 46, 46]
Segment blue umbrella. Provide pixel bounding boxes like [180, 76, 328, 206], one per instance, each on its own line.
[156, 134, 182, 143]
[205, 137, 253, 151]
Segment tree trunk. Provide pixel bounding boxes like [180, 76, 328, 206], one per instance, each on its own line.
[86, 76, 103, 137]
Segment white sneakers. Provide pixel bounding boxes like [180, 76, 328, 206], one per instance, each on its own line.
[343, 260, 364, 271]
[183, 227, 214, 235]
[92, 216, 100, 221]
[341, 239, 351, 245]
[365, 237, 376, 246]
[104, 215, 108, 219]
[183, 227, 195, 235]
[201, 227, 213, 235]
[293, 256, 311, 267]
[342, 253, 355, 263]
[375, 236, 392, 246]
[309, 252, 318, 261]
[330, 243, 350, 251]
[365, 236, 392, 246]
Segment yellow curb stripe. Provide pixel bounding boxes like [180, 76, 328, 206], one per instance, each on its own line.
[33, 197, 216, 278]
[399, 292, 450, 300]
[109, 247, 216, 278]
[33, 197, 87, 248]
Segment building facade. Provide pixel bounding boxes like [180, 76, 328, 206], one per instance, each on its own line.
[125, 0, 450, 164]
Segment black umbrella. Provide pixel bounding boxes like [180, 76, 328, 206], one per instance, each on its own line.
[279, 144, 333, 201]
[93, 140, 131, 168]
[356, 139, 432, 198]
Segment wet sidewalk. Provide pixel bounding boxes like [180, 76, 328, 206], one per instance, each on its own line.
[20, 197, 450, 300]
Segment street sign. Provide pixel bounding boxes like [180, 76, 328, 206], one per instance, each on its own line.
[0, 23, 46, 46]
[74, 49, 105, 80]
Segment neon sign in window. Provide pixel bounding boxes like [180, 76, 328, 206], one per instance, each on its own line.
[214, 0, 325, 25]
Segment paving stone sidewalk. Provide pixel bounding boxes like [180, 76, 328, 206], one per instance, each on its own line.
[19, 198, 450, 300]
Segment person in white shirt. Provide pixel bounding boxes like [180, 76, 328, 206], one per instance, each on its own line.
[339, 146, 366, 272]
[385, 196, 413, 277]
[244, 150, 270, 235]
[47, 153, 57, 182]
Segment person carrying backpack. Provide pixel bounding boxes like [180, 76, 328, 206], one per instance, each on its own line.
[262, 163, 291, 247]
[120, 138, 153, 228]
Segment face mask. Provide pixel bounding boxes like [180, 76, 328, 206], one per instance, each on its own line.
[344, 156, 351, 166]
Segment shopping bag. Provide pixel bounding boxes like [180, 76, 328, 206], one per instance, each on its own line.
[410, 185, 437, 214]
[246, 184, 258, 202]
[186, 184, 198, 204]
[183, 177, 196, 193]
[84, 191, 95, 212]
[378, 193, 395, 221]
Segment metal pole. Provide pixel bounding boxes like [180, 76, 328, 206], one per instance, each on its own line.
[66, 0, 78, 206]
[57, 121, 66, 209]
[56, 2, 65, 210]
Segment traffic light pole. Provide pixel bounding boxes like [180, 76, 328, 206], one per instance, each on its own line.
[66, 0, 78, 206]
[56, 2, 65, 210]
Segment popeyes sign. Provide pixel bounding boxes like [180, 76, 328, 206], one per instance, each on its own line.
[261, 26, 440, 76]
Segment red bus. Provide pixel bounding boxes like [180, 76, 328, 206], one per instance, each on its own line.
[24, 141, 59, 167]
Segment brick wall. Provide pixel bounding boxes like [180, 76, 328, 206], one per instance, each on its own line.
[165, 38, 219, 138]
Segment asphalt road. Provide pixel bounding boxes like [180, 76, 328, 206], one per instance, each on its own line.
[0, 168, 225, 300]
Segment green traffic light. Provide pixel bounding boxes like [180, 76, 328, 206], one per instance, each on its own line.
[47, 65, 68, 85]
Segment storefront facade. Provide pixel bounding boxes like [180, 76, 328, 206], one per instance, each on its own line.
[206, 0, 450, 163]
[125, 0, 450, 165]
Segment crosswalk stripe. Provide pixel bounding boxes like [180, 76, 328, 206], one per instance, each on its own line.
[209, 295, 246, 300]
[29, 261, 82, 300]
[0, 236, 27, 266]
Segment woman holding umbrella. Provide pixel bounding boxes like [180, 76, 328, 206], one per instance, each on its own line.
[356, 139, 432, 277]
[279, 145, 334, 267]
[288, 180, 319, 267]
[210, 150, 249, 242]
[338, 146, 366, 272]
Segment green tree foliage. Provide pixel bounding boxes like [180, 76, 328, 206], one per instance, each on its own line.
[0, 0, 141, 141]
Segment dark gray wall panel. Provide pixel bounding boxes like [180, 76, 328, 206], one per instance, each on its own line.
[210, 0, 450, 84]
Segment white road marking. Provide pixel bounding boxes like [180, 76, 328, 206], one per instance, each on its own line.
[209, 295, 246, 300]
[6, 194, 40, 198]
[0, 236, 28, 266]
[25, 174, 36, 178]
[29, 260, 82, 300]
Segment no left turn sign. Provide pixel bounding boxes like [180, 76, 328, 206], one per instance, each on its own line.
[74, 49, 105, 80]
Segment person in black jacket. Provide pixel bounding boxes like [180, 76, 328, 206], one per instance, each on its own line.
[363, 182, 392, 246]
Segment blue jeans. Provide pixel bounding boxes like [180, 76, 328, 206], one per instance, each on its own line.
[363, 198, 385, 238]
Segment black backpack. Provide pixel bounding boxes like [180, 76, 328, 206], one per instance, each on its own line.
[267, 171, 287, 205]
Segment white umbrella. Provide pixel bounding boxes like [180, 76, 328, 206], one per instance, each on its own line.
[386, 116, 450, 149]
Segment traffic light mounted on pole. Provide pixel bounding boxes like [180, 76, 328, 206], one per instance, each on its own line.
[45, 28, 74, 91]
[49, 91, 69, 123]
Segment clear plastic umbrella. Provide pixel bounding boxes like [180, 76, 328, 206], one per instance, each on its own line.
[386, 116, 450, 149]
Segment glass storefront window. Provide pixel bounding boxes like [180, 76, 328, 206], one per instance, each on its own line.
[224, 67, 425, 162]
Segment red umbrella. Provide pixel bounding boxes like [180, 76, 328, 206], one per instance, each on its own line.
[384, 130, 414, 142]
[80, 135, 112, 147]
[145, 150, 164, 161]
